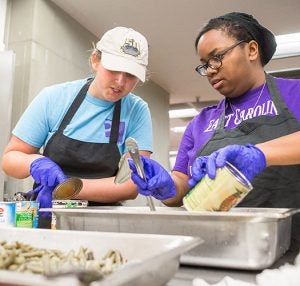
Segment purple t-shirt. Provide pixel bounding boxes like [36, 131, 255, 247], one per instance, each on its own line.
[173, 77, 300, 176]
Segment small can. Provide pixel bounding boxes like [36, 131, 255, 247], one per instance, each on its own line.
[51, 200, 88, 229]
[15, 201, 39, 228]
[52, 200, 88, 209]
[0, 202, 16, 227]
[183, 162, 253, 212]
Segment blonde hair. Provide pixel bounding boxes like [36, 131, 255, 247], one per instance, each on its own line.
[88, 42, 102, 72]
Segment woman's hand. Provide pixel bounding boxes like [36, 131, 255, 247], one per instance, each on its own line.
[189, 144, 266, 188]
[30, 157, 67, 186]
[128, 156, 176, 200]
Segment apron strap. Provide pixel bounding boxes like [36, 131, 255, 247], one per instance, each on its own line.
[265, 73, 288, 114]
[216, 102, 226, 130]
[109, 100, 121, 143]
[55, 78, 121, 144]
[57, 78, 93, 132]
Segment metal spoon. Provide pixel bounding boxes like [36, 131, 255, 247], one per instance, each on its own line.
[125, 137, 156, 211]
[114, 154, 132, 184]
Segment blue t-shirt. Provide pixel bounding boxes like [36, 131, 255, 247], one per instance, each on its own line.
[13, 78, 153, 154]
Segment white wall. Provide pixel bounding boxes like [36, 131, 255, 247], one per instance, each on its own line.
[0, 51, 14, 200]
[0, 0, 7, 51]
[134, 80, 170, 169]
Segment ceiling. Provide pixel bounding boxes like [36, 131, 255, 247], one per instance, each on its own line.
[50, 0, 300, 151]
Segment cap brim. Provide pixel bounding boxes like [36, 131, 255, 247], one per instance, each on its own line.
[101, 52, 146, 82]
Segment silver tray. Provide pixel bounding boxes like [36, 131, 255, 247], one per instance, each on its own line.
[0, 227, 200, 286]
[49, 207, 298, 270]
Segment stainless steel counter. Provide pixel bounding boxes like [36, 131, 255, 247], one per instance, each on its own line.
[46, 206, 299, 285]
[167, 248, 298, 285]
[51, 207, 294, 270]
[168, 266, 256, 285]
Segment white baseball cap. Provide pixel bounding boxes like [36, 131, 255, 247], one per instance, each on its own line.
[96, 27, 148, 82]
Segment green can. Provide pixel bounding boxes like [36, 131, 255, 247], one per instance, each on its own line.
[15, 201, 39, 228]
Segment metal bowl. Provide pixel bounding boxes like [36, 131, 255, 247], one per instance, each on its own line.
[52, 178, 83, 200]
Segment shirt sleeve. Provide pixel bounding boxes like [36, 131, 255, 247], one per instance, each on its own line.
[123, 97, 153, 153]
[173, 121, 195, 175]
[12, 87, 53, 148]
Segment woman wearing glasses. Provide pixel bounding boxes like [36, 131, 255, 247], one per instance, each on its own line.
[129, 12, 300, 252]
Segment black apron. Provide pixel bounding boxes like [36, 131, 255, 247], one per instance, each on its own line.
[44, 79, 122, 205]
[197, 74, 300, 252]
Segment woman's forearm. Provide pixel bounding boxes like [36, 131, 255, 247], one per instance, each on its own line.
[162, 171, 189, 207]
[256, 131, 300, 167]
[76, 176, 138, 202]
[2, 151, 42, 179]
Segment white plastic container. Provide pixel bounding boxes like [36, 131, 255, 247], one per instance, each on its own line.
[0, 227, 201, 286]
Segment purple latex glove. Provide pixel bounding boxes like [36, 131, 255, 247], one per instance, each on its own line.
[27, 185, 54, 217]
[128, 156, 176, 200]
[188, 156, 210, 188]
[189, 144, 266, 188]
[30, 157, 67, 187]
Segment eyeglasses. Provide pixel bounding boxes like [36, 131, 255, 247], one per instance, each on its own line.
[195, 40, 246, 76]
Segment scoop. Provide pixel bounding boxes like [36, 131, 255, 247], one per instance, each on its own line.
[125, 137, 156, 211]
[114, 154, 132, 184]
[52, 177, 83, 200]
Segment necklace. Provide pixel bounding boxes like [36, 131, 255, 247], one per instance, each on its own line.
[228, 82, 266, 113]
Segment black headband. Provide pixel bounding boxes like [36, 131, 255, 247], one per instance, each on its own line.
[218, 12, 277, 65]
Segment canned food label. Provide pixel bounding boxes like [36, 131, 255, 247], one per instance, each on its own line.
[52, 200, 88, 208]
[0, 202, 16, 227]
[51, 200, 87, 229]
[16, 211, 33, 228]
[184, 163, 252, 212]
[15, 201, 39, 228]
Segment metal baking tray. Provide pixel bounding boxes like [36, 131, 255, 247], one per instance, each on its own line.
[0, 227, 200, 286]
[50, 206, 298, 270]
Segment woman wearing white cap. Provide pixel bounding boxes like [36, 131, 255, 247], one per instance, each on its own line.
[2, 27, 152, 223]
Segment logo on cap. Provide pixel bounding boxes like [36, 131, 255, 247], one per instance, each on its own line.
[120, 38, 141, 57]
